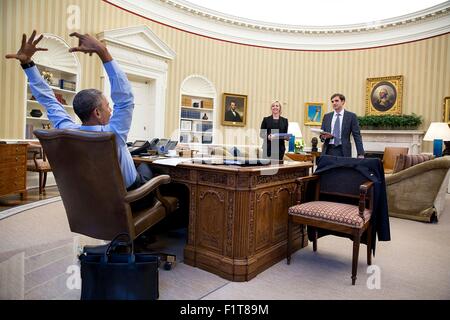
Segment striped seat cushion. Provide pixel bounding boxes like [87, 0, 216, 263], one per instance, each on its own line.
[289, 201, 371, 228]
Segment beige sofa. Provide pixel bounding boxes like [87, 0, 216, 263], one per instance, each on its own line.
[385, 156, 450, 222]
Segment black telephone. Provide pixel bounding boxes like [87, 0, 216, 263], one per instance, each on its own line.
[166, 140, 178, 150]
[128, 140, 151, 156]
[149, 138, 159, 150]
[128, 138, 177, 156]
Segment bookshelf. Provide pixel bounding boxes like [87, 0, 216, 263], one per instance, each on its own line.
[179, 95, 214, 144]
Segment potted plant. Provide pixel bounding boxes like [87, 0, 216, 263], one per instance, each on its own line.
[357, 113, 422, 130]
[294, 138, 305, 153]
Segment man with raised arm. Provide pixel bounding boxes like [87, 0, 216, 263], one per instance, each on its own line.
[6, 30, 151, 190]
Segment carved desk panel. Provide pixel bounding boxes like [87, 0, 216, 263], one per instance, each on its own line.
[135, 158, 312, 281]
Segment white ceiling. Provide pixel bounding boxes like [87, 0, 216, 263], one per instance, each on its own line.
[184, 0, 447, 26]
[111, 0, 450, 49]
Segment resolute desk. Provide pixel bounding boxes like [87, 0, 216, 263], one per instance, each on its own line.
[133, 157, 312, 281]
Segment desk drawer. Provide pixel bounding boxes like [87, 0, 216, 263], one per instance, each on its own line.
[0, 165, 27, 178]
[0, 176, 26, 194]
[0, 155, 27, 166]
[0, 145, 26, 158]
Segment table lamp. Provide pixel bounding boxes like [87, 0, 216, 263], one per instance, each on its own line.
[423, 122, 450, 157]
[288, 122, 302, 152]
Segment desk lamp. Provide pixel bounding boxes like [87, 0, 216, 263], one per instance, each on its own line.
[288, 122, 302, 152]
[423, 122, 450, 157]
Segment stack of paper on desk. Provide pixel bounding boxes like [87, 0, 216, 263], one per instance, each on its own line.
[310, 128, 332, 135]
[153, 158, 191, 166]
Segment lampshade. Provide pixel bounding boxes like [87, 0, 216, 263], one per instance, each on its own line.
[288, 122, 302, 138]
[423, 122, 450, 141]
[423, 122, 450, 157]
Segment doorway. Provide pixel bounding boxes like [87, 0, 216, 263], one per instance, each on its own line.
[128, 75, 156, 141]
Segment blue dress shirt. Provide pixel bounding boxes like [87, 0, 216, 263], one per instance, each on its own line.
[24, 60, 137, 188]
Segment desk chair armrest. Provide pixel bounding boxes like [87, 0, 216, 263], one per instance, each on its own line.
[124, 174, 171, 203]
[359, 181, 374, 218]
[27, 144, 44, 164]
[295, 175, 319, 204]
[295, 175, 319, 184]
[155, 189, 173, 212]
[29, 149, 40, 166]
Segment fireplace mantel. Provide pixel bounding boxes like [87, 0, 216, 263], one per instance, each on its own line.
[351, 130, 425, 156]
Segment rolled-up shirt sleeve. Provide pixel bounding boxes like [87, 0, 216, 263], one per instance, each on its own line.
[103, 60, 134, 145]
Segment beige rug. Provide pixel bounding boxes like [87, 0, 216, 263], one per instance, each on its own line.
[1, 198, 449, 300]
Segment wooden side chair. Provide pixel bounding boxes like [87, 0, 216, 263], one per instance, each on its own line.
[287, 166, 375, 285]
[27, 142, 52, 194]
[383, 147, 408, 174]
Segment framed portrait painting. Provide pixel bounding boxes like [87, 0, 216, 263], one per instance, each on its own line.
[444, 96, 450, 124]
[304, 102, 324, 126]
[222, 93, 247, 127]
[366, 75, 403, 115]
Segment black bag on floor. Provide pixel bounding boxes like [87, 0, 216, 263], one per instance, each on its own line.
[79, 233, 159, 300]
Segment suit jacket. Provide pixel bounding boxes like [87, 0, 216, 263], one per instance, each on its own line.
[224, 110, 242, 122]
[321, 110, 364, 157]
[260, 115, 289, 160]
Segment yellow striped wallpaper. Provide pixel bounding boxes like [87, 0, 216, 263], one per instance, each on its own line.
[1, 0, 449, 152]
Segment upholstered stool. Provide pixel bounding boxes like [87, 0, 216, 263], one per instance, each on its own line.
[289, 201, 371, 228]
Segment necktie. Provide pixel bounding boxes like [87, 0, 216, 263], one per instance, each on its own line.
[333, 113, 341, 145]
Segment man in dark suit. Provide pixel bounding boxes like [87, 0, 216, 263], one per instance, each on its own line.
[224, 101, 242, 122]
[320, 93, 364, 158]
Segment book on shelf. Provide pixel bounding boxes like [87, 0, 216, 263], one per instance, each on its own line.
[202, 99, 213, 109]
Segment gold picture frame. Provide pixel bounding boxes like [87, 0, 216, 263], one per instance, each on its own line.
[304, 102, 324, 126]
[222, 93, 247, 127]
[366, 75, 403, 115]
[444, 96, 450, 124]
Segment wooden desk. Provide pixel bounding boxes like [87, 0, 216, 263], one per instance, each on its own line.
[285, 152, 321, 174]
[134, 157, 312, 281]
[0, 143, 27, 199]
[286, 151, 321, 162]
[286, 152, 313, 162]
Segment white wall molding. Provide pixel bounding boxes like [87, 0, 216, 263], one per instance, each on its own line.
[352, 130, 425, 157]
[106, 0, 450, 50]
[97, 24, 176, 59]
[98, 25, 175, 138]
[33, 34, 81, 74]
[180, 74, 217, 98]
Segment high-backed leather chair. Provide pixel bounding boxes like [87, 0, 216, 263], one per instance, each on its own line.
[383, 147, 408, 174]
[33, 129, 178, 241]
[27, 142, 52, 195]
[287, 163, 376, 285]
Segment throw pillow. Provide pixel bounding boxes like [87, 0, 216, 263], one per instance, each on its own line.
[392, 154, 406, 173]
[402, 154, 435, 170]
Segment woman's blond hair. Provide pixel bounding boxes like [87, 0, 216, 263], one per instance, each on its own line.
[271, 100, 282, 113]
